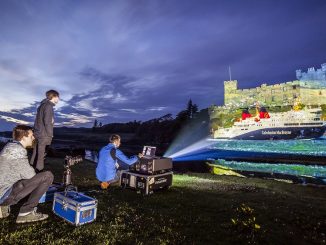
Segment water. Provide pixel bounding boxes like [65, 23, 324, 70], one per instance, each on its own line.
[172, 137, 326, 182]
[85, 149, 98, 163]
[0, 137, 11, 143]
[208, 137, 326, 156]
[215, 159, 326, 180]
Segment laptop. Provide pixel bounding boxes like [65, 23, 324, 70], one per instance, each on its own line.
[142, 146, 156, 158]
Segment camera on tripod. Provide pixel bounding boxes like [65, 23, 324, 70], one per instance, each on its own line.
[63, 155, 83, 186]
[39, 155, 83, 203]
[64, 155, 83, 168]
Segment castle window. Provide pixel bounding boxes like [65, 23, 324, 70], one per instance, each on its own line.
[272, 96, 275, 102]
[319, 91, 322, 95]
[293, 85, 297, 90]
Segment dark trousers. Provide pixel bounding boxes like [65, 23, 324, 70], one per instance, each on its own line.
[2, 171, 53, 213]
[30, 138, 51, 171]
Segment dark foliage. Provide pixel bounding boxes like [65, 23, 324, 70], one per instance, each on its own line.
[92, 101, 210, 146]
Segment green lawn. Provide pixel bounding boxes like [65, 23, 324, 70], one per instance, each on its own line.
[1, 158, 325, 244]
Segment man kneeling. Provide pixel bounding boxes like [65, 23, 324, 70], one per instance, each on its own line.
[0, 125, 53, 223]
[96, 134, 143, 189]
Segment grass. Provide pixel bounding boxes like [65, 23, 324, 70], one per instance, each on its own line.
[1, 158, 326, 244]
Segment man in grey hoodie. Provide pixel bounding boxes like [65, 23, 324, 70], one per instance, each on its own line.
[0, 125, 53, 223]
[30, 90, 60, 171]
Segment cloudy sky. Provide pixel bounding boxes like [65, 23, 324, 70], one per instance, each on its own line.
[0, 0, 326, 131]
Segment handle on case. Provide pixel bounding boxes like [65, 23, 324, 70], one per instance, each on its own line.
[62, 199, 68, 211]
[64, 185, 78, 197]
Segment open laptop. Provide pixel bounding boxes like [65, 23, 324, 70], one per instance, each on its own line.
[142, 146, 156, 158]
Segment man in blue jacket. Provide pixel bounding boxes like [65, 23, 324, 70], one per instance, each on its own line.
[96, 134, 143, 189]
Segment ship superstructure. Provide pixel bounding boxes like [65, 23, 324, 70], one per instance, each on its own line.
[214, 107, 326, 140]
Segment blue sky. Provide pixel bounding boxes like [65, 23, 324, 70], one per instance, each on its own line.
[0, 0, 326, 131]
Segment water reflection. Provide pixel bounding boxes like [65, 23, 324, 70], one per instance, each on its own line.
[85, 149, 98, 163]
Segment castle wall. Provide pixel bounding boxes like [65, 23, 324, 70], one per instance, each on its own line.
[223, 80, 326, 108]
[210, 64, 326, 122]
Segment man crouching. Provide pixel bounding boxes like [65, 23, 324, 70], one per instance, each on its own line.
[96, 134, 143, 189]
[0, 125, 53, 223]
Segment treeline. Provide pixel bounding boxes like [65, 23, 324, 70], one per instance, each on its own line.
[93, 100, 209, 145]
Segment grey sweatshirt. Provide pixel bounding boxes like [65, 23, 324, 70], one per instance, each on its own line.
[0, 142, 36, 200]
[34, 99, 55, 140]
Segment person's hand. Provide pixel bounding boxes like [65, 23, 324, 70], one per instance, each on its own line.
[138, 153, 144, 158]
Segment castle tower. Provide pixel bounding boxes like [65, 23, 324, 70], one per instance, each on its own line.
[296, 69, 302, 80]
[321, 63, 326, 72]
[224, 80, 238, 105]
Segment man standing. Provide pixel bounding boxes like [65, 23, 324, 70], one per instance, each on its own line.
[0, 125, 53, 223]
[30, 90, 59, 171]
[96, 134, 143, 189]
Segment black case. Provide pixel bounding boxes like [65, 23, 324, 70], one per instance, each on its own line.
[120, 170, 173, 195]
[130, 157, 173, 175]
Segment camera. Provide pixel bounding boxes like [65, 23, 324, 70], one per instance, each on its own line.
[64, 155, 83, 168]
[63, 155, 83, 186]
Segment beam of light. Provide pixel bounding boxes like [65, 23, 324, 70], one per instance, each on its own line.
[163, 112, 211, 160]
[165, 138, 215, 159]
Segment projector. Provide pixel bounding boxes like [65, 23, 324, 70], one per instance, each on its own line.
[130, 146, 173, 175]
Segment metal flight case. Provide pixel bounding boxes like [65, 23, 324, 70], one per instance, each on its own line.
[53, 191, 98, 226]
[120, 170, 173, 195]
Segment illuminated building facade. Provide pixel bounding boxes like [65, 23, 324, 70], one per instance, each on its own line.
[223, 63, 326, 108]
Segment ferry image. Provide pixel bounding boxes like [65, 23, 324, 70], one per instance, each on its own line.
[213, 105, 326, 140]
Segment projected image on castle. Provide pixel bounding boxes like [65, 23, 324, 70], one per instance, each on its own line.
[209, 64, 326, 140]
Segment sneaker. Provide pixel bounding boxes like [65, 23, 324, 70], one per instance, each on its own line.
[16, 211, 48, 224]
[100, 182, 110, 189]
[0, 205, 10, 218]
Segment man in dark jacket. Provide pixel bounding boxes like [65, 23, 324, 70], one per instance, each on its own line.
[30, 90, 59, 171]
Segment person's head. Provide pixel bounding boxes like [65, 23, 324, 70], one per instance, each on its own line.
[46, 90, 60, 105]
[12, 125, 34, 148]
[110, 134, 121, 148]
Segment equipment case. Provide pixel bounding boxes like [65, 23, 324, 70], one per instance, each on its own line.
[120, 170, 173, 195]
[39, 183, 63, 203]
[53, 191, 97, 226]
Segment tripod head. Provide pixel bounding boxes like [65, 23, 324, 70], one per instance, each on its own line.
[63, 155, 83, 186]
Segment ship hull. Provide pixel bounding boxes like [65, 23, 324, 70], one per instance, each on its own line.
[217, 126, 326, 140]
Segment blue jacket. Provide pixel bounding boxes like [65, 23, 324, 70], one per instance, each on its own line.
[96, 143, 139, 182]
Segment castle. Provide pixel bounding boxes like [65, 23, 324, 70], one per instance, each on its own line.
[223, 63, 326, 108]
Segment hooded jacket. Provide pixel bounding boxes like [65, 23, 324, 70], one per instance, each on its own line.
[34, 99, 55, 140]
[96, 143, 139, 182]
[0, 142, 36, 203]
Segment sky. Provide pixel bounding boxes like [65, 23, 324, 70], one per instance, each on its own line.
[0, 0, 326, 131]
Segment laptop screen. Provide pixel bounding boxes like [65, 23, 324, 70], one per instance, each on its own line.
[142, 146, 156, 157]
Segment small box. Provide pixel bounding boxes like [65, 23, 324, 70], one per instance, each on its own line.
[53, 191, 97, 226]
[120, 170, 173, 195]
[130, 157, 173, 175]
[39, 183, 64, 203]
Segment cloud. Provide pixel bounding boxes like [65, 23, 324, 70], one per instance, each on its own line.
[0, 0, 326, 131]
[120, 109, 137, 113]
[148, 107, 167, 111]
[0, 115, 30, 125]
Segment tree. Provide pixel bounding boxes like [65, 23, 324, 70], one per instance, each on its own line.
[93, 119, 98, 128]
[187, 99, 193, 118]
[191, 104, 198, 118]
[186, 99, 199, 119]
